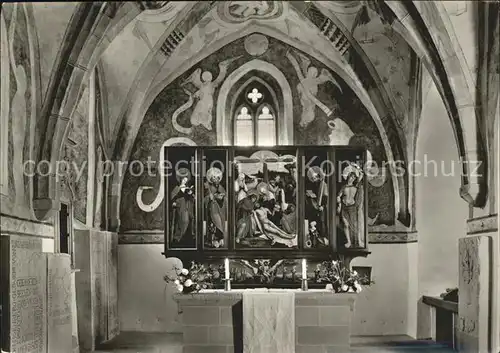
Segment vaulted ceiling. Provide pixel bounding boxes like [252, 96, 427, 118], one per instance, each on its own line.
[98, 1, 411, 163]
[27, 1, 498, 221]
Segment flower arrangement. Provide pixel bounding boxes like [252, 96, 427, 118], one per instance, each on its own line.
[164, 261, 223, 294]
[314, 260, 372, 293]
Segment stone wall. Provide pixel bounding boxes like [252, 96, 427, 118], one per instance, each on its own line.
[118, 235, 419, 337]
[416, 78, 469, 301]
[118, 243, 182, 333]
[351, 242, 418, 337]
[119, 34, 399, 232]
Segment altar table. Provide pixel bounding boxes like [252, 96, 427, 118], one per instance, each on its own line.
[174, 289, 356, 353]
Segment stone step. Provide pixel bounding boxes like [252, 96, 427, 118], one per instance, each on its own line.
[93, 332, 454, 352]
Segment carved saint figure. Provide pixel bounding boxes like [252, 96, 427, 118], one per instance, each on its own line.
[305, 166, 329, 247]
[170, 168, 195, 245]
[337, 163, 365, 248]
[204, 167, 227, 248]
[283, 164, 297, 206]
[254, 204, 296, 247]
[280, 203, 296, 235]
[234, 172, 258, 203]
[286, 51, 342, 127]
[172, 57, 240, 134]
[235, 189, 259, 243]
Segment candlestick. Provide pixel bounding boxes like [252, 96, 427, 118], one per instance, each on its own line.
[301, 278, 308, 291]
[224, 258, 230, 279]
[224, 278, 231, 291]
[301, 259, 307, 279]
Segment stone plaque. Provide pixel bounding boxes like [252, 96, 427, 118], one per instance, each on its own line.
[47, 253, 72, 353]
[0, 235, 47, 353]
[74, 229, 94, 352]
[107, 232, 119, 339]
[458, 235, 491, 352]
[91, 231, 107, 343]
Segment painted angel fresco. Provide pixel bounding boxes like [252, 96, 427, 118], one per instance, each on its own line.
[286, 50, 342, 127]
[172, 57, 240, 134]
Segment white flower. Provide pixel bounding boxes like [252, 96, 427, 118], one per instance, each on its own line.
[174, 279, 180, 285]
[348, 287, 355, 293]
[353, 271, 358, 276]
[176, 284, 184, 293]
[341, 284, 349, 292]
[181, 268, 189, 275]
[332, 260, 338, 265]
[355, 283, 363, 293]
[325, 283, 334, 291]
[184, 279, 193, 287]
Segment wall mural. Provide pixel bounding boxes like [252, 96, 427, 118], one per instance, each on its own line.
[286, 50, 342, 128]
[218, 1, 283, 23]
[172, 57, 240, 134]
[65, 88, 90, 224]
[94, 146, 104, 228]
[120, 33, 397, 232]
[0, 4, 38, 218]
[94, 83, 109, 229]
[351, 5, 413, 131]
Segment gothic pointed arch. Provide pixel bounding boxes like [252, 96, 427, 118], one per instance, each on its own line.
[229, 74, 280, 146]
[216, 59, 293, 145]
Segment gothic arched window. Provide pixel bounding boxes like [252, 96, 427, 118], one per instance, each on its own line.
[233, 79, 277, 146]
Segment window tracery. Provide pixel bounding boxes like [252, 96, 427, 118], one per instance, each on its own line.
[233, 81, 277, 146]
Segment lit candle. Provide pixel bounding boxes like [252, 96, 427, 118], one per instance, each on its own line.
[224, 258, 230, 279]
[302, 259, 307, 279]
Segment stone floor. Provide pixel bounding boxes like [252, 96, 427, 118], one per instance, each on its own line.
[94, 332, 455, 353]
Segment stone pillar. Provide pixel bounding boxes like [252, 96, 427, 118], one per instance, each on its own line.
[86, 69, 96, 227]
[458, 214, 498, 353]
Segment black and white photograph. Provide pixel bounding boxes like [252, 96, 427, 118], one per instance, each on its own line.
[0, 1, 498, 353]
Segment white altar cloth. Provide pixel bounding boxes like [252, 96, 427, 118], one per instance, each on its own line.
[242, 290, 295, 353]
